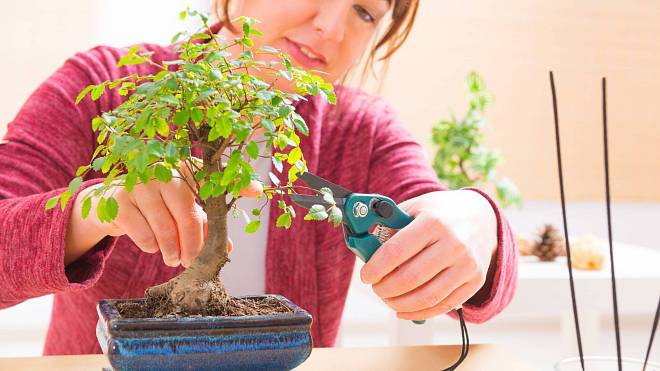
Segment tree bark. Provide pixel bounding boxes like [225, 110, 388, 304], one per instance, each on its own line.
[145, 147, 231, 314]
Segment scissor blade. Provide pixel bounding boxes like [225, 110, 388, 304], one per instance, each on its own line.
[299, 172, 352, 199]
[290, 194, 346, 210]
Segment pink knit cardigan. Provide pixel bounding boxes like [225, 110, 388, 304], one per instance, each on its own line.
[0, 37, 517, 355]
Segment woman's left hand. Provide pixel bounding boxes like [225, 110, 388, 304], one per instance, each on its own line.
[360, 190, 498, 321]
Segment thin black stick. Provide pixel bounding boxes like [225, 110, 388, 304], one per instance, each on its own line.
[601, 78, 623, 371]
[643, 296, 660, 371]
[550, 71, 585, 370]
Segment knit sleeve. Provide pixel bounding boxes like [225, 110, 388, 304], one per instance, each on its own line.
[365, 98, 518, 323]
[0, 46, 129, 309]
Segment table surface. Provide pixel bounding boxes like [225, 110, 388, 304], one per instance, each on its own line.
[0, 344, 536, 371]
[517, 241, 660, 280]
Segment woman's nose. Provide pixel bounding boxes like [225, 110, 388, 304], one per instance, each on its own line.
[312, 1, 351, 43]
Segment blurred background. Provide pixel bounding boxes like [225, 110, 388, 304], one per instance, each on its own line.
[1, 0, 659, 369]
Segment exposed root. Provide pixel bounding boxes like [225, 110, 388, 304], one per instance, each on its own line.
[121, 277, 292, 319]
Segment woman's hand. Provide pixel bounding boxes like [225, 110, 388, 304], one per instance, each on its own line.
[359, 190, 498, 321]
[64, 160, 263, 267]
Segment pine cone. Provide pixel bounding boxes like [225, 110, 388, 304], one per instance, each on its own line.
[532, 224, 566, 262]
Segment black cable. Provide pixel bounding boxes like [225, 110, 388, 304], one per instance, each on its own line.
[643, 296, 660, 371]
[601, 78, 623, 371]
[442, 308, 469, 371]
[550, 71, 585, 371]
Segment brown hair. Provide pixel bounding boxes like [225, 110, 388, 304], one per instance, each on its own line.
[213, 0, 419, 83]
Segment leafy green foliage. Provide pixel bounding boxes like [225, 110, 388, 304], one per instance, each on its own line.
[431, 72, 522, 208]
[47, 9, 341, 234]
[301, 187, 342, 226]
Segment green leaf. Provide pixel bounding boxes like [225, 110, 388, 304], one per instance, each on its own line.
[246, 141, 259, 159]
[319, 187, 335, 205]
[245, 220, 261, 233]
[96, 197, 107, 222]
[91, 84, 105, 101]
[155, 118, 170, 137]
[328, 206, 343, 226]
[199, 182, 213, 200]
[45, 195, 60, 210]
[81, 197, 92, 219]
[260, 45, 278, 53]
[124, 173, 138, 192]
[260, 118, 276, 132]
[287, 147, 302, 165]
[92, 157, 106, 171]
[75, 85, 94, 104]
[208, 116, 232, 141]
[159, 94, 179, 105]
[293, 117, 309, 136]
[154, 164, 172, 182]
[252, 208, 261, 216]
[268, 172, 280, 186]
[68, 176, 83, 195]
[105, 197, 119, 220]
[276, 212, 292, 229]
[91, 117, 103, 131]
[173, 110, 190, 126]
[195, 169, 207, 182]
[75, 165, 90, 177]
[59, 191, 71, 211]
[304, 204, 328, 221]
[272, 157, 283, 173]
[191, 108, 204, 123]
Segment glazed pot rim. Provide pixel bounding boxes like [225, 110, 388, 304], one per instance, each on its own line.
[98, 294, 312, 333]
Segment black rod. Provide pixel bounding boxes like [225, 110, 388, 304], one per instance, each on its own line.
[601, 78, 622, 371]
[549, 71, 585, 370]
[642, 296, 660, 371]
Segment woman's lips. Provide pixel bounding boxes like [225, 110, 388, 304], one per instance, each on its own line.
[284, 38, 327, 70]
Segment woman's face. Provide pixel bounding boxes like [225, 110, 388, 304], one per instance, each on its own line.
[216, 0, 391, 92]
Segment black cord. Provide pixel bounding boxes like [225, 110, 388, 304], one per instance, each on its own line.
[643, 296, 660, 371]
[601, 78, 623, 371]
[550, 71, 585, 371]
[441, 308, 469, 371]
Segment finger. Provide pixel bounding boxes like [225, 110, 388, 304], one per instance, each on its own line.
[239, 180, 263, 198]
[361, 212, 449, 285]
[112, 196, 159, 254]
[396, 281, 481, 321]
[133, 185, 181, 267]
[160, 179, 204, 268]
[382, 266, 467, 313]
[372, 240, 459, 299]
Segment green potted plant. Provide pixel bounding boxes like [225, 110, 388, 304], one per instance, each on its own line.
[46, 9, 339, 370]
[431, 72, 521, 208]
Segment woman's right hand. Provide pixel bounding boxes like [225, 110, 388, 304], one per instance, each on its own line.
[64, 162, 263, 267]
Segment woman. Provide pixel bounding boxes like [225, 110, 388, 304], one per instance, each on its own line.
[0, 0, 517, 355]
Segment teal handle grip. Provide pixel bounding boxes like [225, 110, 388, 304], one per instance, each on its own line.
[344, 194, 425, 325]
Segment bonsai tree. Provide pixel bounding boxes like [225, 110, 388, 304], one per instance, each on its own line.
[431, 72, 522, 208]
[46, 9, 341, 316]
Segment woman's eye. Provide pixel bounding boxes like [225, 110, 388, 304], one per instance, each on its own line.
[353, 4, 376, 23]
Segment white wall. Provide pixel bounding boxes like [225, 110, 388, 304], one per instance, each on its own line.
[0, 0, 208, 136]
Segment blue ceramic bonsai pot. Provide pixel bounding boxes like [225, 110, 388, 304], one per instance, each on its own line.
[96, 295, 313, 371]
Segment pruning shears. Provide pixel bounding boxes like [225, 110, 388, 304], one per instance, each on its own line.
[290, 172, 425, 325]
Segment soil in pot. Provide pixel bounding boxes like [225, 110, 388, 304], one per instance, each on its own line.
[117, 278, 293, 319]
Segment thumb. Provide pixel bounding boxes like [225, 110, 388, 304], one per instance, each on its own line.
[396, 195, 424, 217]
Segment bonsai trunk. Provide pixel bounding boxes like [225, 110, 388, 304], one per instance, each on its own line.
[146, 146, 231, 316]
[145, 195, 231, 315]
